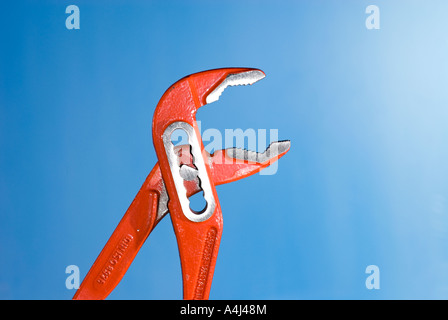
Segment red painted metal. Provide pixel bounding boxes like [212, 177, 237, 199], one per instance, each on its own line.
[73, 68, 288, 300]
[152, 68, 263, 300]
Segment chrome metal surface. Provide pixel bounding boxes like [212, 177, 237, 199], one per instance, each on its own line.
[162, 121, 216, 222]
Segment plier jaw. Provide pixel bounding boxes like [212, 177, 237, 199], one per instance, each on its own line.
[73, 68, 289, 300]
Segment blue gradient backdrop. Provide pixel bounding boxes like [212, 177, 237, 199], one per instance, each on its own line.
[1, 0, 448, 299]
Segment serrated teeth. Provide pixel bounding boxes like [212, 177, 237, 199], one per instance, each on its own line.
[206, 70, 265, 104]
[226, 140, 290, 163]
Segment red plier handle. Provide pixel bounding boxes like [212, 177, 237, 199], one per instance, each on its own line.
[152, 68, 266, 299]
[72, 167, 160, 300]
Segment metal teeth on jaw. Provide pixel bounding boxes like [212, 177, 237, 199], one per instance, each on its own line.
[206, 70, 266, 104]
[226, 140, 291, 163]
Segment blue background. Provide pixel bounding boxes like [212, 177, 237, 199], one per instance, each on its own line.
[1, 0, 448, 299]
